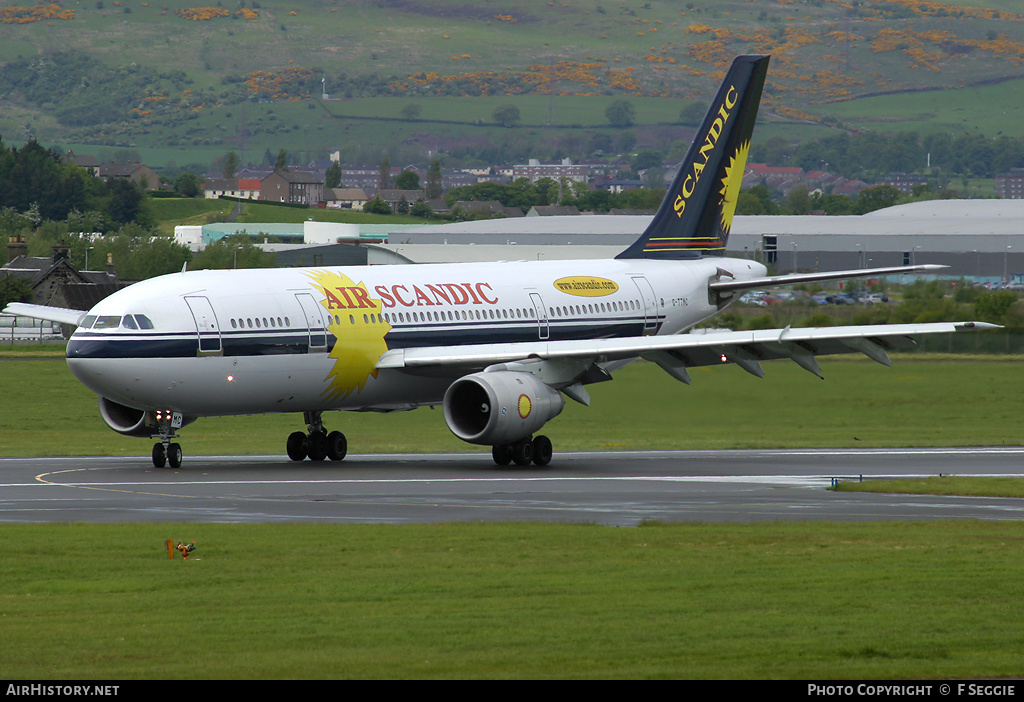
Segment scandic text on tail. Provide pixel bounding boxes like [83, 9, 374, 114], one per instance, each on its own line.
[617, 54, 770, 261]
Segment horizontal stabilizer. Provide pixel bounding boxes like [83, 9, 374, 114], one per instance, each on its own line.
[709, 265, 948, 295]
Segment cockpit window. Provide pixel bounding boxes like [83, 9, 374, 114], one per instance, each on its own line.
[122, 315, 138, 330]
[81, 315, 97, 329]
[94, 316, 122, 329]
[134, 314, 155, 329]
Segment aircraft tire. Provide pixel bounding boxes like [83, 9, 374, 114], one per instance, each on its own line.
[168, 443, 183, 469]
[307, 431, 329, 461]
[152, 443, 166, 468]
[492, 444, 513, 466]
[326, 431, 347, 461]
[286, 431, 307, 461]
[532, 435, 553, 466]
[511, 438, 534, 466]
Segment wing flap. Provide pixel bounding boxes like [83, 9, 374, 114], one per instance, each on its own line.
[377, 322, 998, 375]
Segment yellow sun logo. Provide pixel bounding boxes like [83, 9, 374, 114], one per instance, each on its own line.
[517, 393, 532, 419]
[306, 270, 392, 403]
[719, 139, 750, 235]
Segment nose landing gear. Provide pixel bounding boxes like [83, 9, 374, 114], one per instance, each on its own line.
[287, 411, 347, 462]
[151, 410, 184, 468]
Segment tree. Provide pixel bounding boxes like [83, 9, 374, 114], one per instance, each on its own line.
[107, 179, 144, 225]
[395, 168, 420, 190]
[410, 200, 433, 218]
[400, 103, 422, 120]
[492, 103, 520, 128]
[605, 99, 635, 128]
[377, 157, 391, 191]
[363, 196, 392, 215]
[425, 159, 443, 199]
[324, 161, 342, 189]
[173, 172, 203, 198]
[274, 149, 288, 173]
[0, 276, 31, 310]
[222, 151, 239, 179]
[852, 184, 903, 215]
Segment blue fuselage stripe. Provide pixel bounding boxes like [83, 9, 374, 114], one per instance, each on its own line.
[66, 316, 665, 359]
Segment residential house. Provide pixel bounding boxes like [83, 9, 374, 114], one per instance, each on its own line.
[526, 205, 580, 217]
[996, 169, 1024, 199]
[261, 171, 324, 205]
[323, 188, 369, 210]
[63, 151, 100, 177]
[2, 242, 128, 318]
[99, 163, 161, 191]
[376, 189, 426, 212]
[875, 173, 929, 193]
[451, 201, 524, 218]
[512, 158, 590, 184]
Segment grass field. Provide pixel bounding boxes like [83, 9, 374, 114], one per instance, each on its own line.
[1, 356, 1022, 458]
[835, 476, 1024, 498]
[3, 521, 1024, 679]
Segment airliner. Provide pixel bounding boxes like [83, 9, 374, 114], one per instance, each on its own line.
[5, 55, 994, 468]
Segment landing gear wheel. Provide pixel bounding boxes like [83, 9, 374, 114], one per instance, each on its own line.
[532, 435, 553, 466]
[168, 443, 183, 469]
[326, 431, 347, 461]
[306, 430, 329, 462]
[152, 443, 166, 468]
[287, 431, 307, 461]
[511, 438, 534, 466]
[492, 443, 513, 466]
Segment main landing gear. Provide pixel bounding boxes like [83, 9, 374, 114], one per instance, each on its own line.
[491, 435, 553, 467]
[287, 411, 347, 462]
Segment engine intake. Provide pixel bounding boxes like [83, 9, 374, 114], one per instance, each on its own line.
[443, 371, 564, 446]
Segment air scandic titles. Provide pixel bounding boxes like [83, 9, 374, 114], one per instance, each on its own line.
[2, 54, 996, 469]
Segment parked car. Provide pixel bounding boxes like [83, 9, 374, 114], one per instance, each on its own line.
[866, 293, 889, 304]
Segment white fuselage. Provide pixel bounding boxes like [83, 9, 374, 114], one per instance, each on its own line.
[66, 256, 766, 417]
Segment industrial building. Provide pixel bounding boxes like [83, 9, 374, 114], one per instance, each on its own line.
[373, 200, 1024, 282]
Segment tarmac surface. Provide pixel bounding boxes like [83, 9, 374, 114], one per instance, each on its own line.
[3, 447, 1024, 525]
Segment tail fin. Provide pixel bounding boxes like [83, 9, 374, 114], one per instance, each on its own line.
[617, 54, 769, 260]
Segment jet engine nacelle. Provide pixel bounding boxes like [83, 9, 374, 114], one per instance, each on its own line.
[98, 397, 195, 437]
[443, 371, 565, 446]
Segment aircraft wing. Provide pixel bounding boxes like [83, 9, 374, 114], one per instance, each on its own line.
[377, 321, 998, 382]
[2, 303, 86, 327]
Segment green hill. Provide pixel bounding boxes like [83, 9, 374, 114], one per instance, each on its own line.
[2, 0, 1024, 169]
